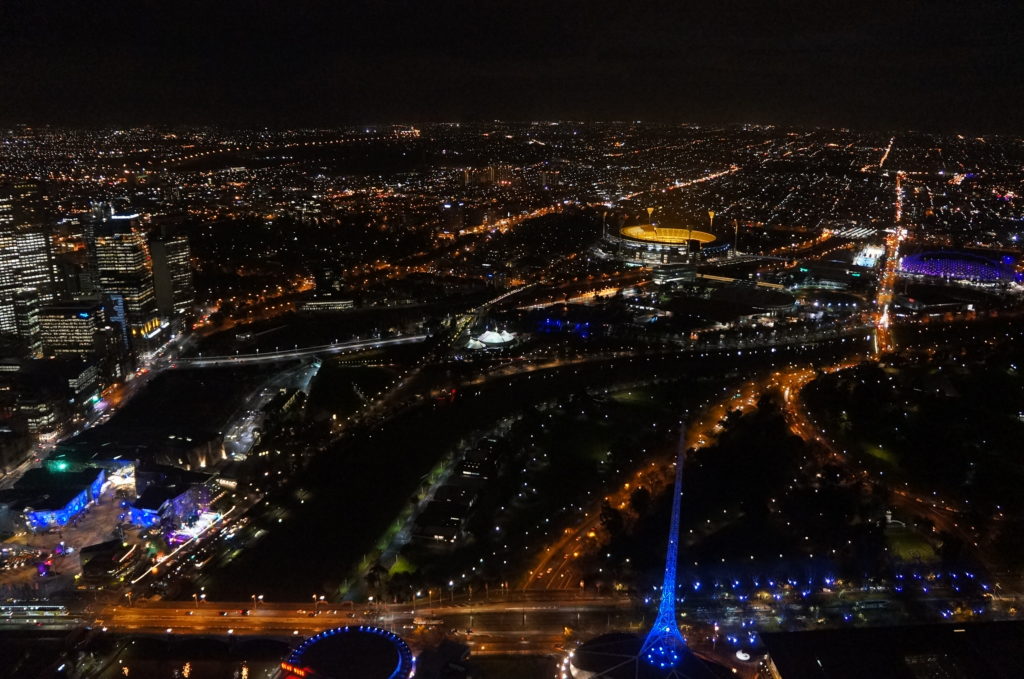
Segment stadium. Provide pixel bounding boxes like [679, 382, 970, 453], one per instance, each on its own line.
[899, 250, 1020, 283]
[600, 218, 729, 267]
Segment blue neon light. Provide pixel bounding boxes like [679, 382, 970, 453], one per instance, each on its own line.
[89, 469, 106, 500]
[640, 432, 689, 669]
[287, 625, 414, 679]
[129, 506, 161, 528]
[25, 489, 90, 530]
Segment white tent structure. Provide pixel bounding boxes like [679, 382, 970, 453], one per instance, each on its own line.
[466, 329, 516, 349]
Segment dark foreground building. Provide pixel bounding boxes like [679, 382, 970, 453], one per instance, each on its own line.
[761, 621, 1024, 678]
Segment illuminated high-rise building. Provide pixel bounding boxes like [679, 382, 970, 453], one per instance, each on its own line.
[0, 196, 55, 350]
[38, 300, 127, 384]
[93, 222, 163, 354]
[12, 289, 42, 357]
[0, 199, 18, 335]
[150, 233, 194, 317]
[13, 225, 55, 304]
[8, 179, 47, 223]
[39, 301, 106, 357]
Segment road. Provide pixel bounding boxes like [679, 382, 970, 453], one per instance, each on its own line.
[874, 170, 906, 355]
[777, 360, 979, 554]
[522, 350, 973, 593]
[88, 594, 757, 673]
[168, 334, 428, 368]
[94, 595, 640, 657]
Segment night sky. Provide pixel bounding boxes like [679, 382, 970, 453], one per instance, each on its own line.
[2, 1, 1021, 132]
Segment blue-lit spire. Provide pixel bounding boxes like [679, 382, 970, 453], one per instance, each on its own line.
[641, 435, 688, 669]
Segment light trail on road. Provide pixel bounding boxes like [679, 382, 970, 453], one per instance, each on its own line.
[171, 334, 428, 368]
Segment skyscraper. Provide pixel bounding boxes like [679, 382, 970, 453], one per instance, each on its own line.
[0, 193, 13, 228]
[13, 225, 55, 304]
[0, 195, 56, 351]
[0, 198, 18, 335]
[93, 221, 163, 355]
[12, 289, 42, 357]
[150, 233, 194, 318]
[39, 301, 106, 357]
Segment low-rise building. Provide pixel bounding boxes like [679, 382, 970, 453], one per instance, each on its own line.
[0, 466, 106, 531]
[129, 466, 213, 535]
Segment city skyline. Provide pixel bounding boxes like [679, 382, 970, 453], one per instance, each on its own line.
[1, 121, 1022, 677]
[1, 4, 1023, 672]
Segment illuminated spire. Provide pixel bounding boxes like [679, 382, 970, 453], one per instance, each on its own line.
[640, 433, 688, 669]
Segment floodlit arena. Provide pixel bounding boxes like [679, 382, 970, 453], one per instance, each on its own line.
[899, 250, 1021, 283]
[279, 626, 414, 679]
[601, 221, 729, 266]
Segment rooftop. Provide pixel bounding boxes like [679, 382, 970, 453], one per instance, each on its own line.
[620, 224, 717, 245]
[761, 621, 1024, 678]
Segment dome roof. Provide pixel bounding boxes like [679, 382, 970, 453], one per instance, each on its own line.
[476, 329, 515, 345]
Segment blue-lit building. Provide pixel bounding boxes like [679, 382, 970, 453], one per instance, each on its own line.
[900, 250, 1021, 283]
[129, 484, 207, 530]
[0, 466, 106, 531]
[128, 466, 212, 533]
[128, 499, 162, 529]
[24, 488, 92, 531]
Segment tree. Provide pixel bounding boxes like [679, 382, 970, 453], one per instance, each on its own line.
[366, 562, 388, 598]
[629, 487, 652, 516]
[600, 501, 625, 537]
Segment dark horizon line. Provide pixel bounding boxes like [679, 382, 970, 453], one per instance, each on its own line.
[0, 118, 1015, 137]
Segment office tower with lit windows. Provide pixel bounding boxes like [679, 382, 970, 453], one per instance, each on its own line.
[150, 233, 194, 318]
[12, 225, 55, 305]
[38, 300, 127, 385]
[12, 289, 42, 357]
[0, 193, 13, 227]
[93, 221, 163, 355]
[0, 205, 18, 335]
[39, 301, 106, 357]
[0, 195, 56, 352]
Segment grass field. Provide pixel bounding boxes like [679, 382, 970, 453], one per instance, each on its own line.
[886, 525, 937, 562]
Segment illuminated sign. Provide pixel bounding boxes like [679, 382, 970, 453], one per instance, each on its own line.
[279, 663, 309, 677]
